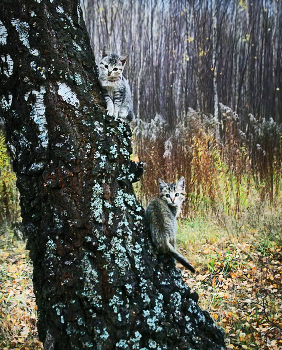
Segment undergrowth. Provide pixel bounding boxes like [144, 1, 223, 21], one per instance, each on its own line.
[0, 230, 42, 350]
[133, 105, 282, 216]
[0, 130, 20, 232]
[1, 203, 281, 349]
[178, 201, 282, 350]
[133, 105, 282, 349]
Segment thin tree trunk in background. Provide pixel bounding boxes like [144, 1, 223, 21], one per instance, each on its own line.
[0, 0, 225, 349]
[212, 0, 219, 126]
[82, 0, 282, 129]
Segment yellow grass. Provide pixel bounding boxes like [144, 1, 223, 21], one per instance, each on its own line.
[177, 201, 282, 349]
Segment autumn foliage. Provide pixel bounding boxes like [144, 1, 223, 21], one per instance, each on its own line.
[132, 105, 282, 349]
[134, 105, 282, 216]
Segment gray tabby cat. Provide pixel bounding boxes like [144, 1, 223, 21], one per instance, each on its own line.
[98, 49, 134, 121]
[145, 177, 195, 273]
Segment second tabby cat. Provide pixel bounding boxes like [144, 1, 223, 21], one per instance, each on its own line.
[98, 49, 134, 121]
[145, 177, 195, 273]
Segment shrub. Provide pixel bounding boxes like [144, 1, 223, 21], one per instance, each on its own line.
[133, 105, 282, 217]
[0, 130, 20, 233]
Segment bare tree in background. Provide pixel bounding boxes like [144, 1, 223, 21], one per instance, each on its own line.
[81, 0, 282, 128]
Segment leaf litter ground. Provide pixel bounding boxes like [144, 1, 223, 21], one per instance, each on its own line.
[0, 236, 42, 350]
[0, 220, 281, 349]
[179, 221, 282, 350]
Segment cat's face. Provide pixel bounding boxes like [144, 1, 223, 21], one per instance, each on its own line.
[158, 177, 185, 207]
[99, 53, 127, 81]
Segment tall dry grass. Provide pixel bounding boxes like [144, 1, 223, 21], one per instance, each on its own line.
[133, 105, 282, 217]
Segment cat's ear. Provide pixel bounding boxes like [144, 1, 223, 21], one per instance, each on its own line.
[119, 54, 128, 65]
[158, 178, 167, 190]
[177, 177, 185, 190]
[102, 46, 110, 57]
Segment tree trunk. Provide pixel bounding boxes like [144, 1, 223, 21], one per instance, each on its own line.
[211, 0, 219, 130]
[0, 0, 226, 349]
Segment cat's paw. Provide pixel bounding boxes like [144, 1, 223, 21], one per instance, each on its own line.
[129, 160, 145, 183]
[106, 105, 114, 116]
[118, 109, 128, 119]
[113, 105, 121, 118]
[119, 107, 134, 121]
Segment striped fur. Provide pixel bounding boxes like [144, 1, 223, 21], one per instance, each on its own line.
[145, 177, 195, 273]
[98, 51, 134, 121]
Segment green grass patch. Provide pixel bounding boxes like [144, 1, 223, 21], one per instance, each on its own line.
[176, 200, 282, 350]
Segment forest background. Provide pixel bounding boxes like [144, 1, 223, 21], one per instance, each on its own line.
[0, 0, 282, 349]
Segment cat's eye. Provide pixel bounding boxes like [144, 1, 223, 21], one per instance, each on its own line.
[104, 65, 108, 68]
[165, 194, 170, 198]
[113, 68, 118, 71]
[175, 193, 179, 197]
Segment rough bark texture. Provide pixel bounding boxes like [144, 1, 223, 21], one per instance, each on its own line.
[0, 1, 226, 349]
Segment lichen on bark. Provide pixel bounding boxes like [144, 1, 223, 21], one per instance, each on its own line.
[0, 0, 226, 349]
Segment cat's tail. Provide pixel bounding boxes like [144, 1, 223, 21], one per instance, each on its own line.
[167, 241, 195, 273]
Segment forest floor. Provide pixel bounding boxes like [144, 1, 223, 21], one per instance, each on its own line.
[0, 233, 42, 349]
[0, 202, 281, 349]
[179, 201, 282, 350]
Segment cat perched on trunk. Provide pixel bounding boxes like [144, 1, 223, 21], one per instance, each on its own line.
[145, 177, 195, 273]
[98, 49, 134, 122]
